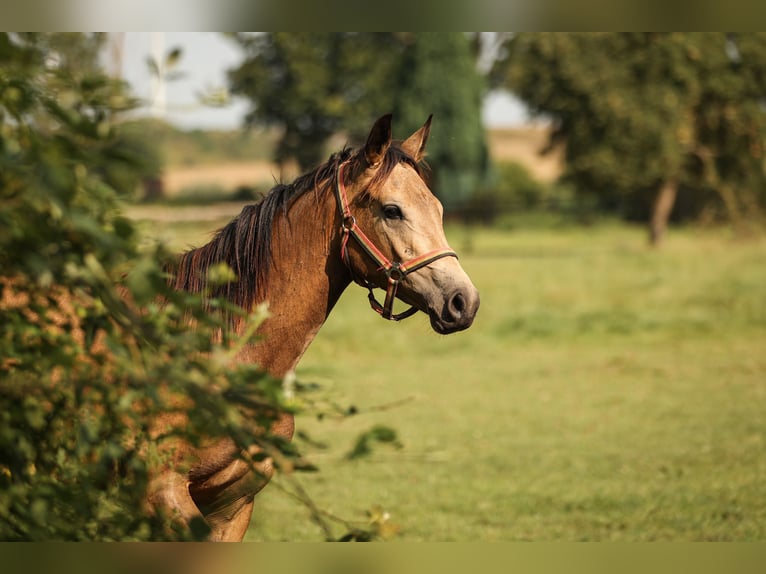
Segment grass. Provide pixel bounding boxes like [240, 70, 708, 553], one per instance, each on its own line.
[134, 212, 766, 541]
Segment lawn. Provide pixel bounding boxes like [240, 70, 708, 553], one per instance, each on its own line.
[138, 212, 766, 541]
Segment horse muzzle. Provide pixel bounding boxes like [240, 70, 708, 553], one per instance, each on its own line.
[428, 285, 480, 334]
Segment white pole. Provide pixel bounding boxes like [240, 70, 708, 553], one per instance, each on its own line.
[108, 32, 124, 79]
[151, 32, 166, 118]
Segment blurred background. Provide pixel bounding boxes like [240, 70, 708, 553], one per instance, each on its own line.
[101, 32, 766, 247]
[110, 33, 560, 230]
[2, 33, 766, 541]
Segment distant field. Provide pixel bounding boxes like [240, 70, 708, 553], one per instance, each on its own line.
[486, 125, 563, 182]
[158, 125, 559, 196]
[132, 208, 766, 541]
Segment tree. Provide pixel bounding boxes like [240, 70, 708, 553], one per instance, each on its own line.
[227, 33, 491, 212]
[392, 33, 490, 213]
[227, 33, 403, 171]
[495, 33, 766, 245]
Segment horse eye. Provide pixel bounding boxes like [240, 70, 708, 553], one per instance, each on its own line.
[383, 205, 403, 220]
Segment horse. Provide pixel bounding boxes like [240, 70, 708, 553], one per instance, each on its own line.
[153, 114, 480, 541]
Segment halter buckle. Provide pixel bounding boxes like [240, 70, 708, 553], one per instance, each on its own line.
[385, 262, 406, 283]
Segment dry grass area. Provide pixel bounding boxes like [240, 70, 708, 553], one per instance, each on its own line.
[162, 161, 282, 196]
[486, 124, 563, 182]
[125, 202, 246, 223]
[160, 125, 562, 196]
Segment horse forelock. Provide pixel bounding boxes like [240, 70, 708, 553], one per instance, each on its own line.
[167, 142, 424, 320]
[358, 143, 429, 202]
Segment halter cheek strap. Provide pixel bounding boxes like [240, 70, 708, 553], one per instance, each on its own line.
[335, 161, 458, 321]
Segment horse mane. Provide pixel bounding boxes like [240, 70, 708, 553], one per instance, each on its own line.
[167, 141, 426, 316]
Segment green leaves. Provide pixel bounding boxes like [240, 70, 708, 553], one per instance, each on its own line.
[146, 45, 184, 82]
[0, 33, 292, 541]
[346, 425, 403, 460]
[497, 33, 766, 235]
[229, 33, 490, 211]
[393, 33, 490, 213]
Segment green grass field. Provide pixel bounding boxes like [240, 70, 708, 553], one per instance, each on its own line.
[139, 213, 766, 541]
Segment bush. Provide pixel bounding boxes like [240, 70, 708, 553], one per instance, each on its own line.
[0, 33, 291, 541]
[464, 161, 557, 224]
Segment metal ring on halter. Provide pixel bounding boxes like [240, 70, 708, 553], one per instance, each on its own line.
[386, 262, 406, 283]
[341, 215, 356, 232]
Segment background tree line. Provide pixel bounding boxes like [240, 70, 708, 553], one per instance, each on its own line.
[228, 32, 766, 244]
[492, 32, 766, 245]
[227, 32, 490, 214]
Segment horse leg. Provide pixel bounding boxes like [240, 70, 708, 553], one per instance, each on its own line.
[146, 467, 257, 541]
[192, 460, 273, 541]
[146, 470, 207, 539]
[205, 497, 255, 542]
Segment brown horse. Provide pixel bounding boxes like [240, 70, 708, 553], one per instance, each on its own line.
[153, 114, 479, 541]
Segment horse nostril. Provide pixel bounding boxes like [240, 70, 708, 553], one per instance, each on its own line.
[449, 292, 467, 318]
[435, 288, 478, 333]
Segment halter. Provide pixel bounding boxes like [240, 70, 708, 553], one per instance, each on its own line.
[334, 160, 458, 321]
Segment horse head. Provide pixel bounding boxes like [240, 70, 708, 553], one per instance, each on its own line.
[337, 114, 480, 334]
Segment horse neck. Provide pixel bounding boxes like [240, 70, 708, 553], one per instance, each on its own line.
[238, 186, 350, 377]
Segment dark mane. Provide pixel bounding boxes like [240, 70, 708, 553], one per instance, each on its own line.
[167, 142, 425, 316]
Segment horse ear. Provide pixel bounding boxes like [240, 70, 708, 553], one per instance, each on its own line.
[400, 114, 432, 162]
[364, 113, 393, 168]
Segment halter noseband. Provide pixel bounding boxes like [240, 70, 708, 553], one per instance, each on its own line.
[334, 160, 458, 321]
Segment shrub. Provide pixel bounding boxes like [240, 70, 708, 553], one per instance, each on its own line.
[464, 161, 554, 224]
[0, 33, 290, 541]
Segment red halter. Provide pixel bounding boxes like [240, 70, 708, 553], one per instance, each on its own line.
[334, 161, 458, 321]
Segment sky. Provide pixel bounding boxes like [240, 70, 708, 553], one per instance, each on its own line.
[117, 32, 530, 131]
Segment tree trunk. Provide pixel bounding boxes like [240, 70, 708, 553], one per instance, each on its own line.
[716, 181, 747, 234]
[649, 177, 678, 247]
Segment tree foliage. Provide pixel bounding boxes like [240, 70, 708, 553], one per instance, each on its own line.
[392, 33, 490, 213]
[228, 33, 490, 212]
[228, 32, 404, 171]
[495, 33, 766, 243]
[0, 33, 292, 541]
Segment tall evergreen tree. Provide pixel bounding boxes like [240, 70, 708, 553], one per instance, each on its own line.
[393, 33, 490, 213]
